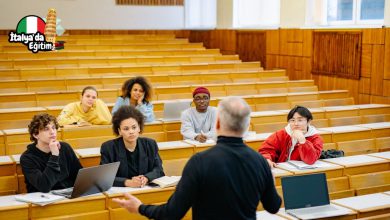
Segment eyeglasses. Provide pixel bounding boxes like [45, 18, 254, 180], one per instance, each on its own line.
[288, 118, 307, 124]
[194, 96, 209, 102]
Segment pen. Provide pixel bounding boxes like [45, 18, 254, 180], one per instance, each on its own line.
[41, 194, 50, 199]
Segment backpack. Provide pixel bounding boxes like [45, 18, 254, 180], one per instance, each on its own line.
[320, 149, 344, 159]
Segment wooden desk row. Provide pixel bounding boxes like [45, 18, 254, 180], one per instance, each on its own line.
[0, 163, 389, 220]
[0, 54, 241, 70]
[0, 80, 315, 109]
[257, 192, 390, 219]
[0, 38, 189, 47]
[0, 42, 205, 52]
[0, 61, 262, 80]
[0, 48, 221, 61]
[0, 111, 387, 156]
[0, 69, 286, 93]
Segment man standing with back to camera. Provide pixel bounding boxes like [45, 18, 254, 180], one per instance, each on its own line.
[114, 96, 282, 220]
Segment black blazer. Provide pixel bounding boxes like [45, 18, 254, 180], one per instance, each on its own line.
[100, 137, 164, 186]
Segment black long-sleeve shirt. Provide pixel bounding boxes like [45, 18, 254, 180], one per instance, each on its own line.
[20, 142, 83, 193]
[139, 136, 282, 220]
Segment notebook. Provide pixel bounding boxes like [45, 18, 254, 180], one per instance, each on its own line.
[162, 100, 192, 121]
[15, 192, 65, 206]
[52, 162, 120, 199]
[151, 176, 181, 188]
[281, 173, 350, 220]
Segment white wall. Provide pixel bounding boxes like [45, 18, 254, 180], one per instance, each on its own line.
[217, 0, 233, 29]
[385, 0, 390, 26]
[0, 0, 184, 30]
[280, 0, 306, 28]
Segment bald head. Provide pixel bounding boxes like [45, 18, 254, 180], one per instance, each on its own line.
[217, 96, 251, 136]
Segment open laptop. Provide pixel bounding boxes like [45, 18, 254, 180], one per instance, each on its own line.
[52, 162, 120, 199]
[281, 173, 350, 220]
[162, 100, 192, 121]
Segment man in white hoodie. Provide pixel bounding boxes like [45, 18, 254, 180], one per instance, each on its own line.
[180, 87, 217, 143]
[258, 105, 323, 168]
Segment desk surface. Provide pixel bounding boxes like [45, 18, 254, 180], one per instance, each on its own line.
[367, 152, 390, 160]
[332, 193, 390, 212]
[323, 155, 388, 167]
[0, 156, 13, 164]
[277, 204, 356, 220]
[276, 160, 343, 175]
[256, 210, 288, 219]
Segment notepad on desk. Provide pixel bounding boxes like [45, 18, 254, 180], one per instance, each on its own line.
[151, 176, 181, 188]
[15, 192, 65, 206]
[286, 160, 317, 170]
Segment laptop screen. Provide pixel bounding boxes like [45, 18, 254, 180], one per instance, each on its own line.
[281, 173, 330, 210]
[163, 101, 191, 120]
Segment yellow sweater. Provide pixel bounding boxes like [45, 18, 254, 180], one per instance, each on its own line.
[57, 99, 112, 126]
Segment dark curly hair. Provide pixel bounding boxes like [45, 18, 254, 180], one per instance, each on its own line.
[121, 76, 152, 104]
[28, 113, 59, 143]
[112, 105, 145, 136]
[287, 105, 313, 122]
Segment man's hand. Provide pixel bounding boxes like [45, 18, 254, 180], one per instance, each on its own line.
[291, 130, 306, 144]
[113, 193, 142, 214]
[266, 159, 276, 168]
[49, 139, 60, 156]
[195, 134, 207, 143]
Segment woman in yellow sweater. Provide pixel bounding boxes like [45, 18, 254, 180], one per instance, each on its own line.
[57, 86, 112, 126]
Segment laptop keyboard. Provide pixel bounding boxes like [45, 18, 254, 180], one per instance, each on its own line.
[51, 187, 73, 197]
[290, 205, 338, 215]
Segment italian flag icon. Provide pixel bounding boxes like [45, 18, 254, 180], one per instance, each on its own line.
[16, 15, 46, 34]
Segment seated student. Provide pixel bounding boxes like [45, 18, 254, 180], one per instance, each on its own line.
[181, 87, 217, 143]
[111, 76, 155, 122]
[20, 113, 82, 193]
[258, 105, 323, 167]
[100, 105, 164, 187]
[57, 86, 111, 126]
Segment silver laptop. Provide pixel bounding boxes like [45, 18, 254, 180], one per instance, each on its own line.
[281, 173, 350, 220]
[52, 162, 120, 199]
[162, 100, 192, 121]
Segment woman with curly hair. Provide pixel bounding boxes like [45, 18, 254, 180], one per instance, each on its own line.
[100, 105, 164, 187]
[112, 76, 155, 122]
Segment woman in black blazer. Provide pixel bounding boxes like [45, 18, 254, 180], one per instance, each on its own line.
[100, 105, 164, 187]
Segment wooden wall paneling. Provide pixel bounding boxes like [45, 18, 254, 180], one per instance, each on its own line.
[358, 94, 371, 104]
[302, 57, 312, 79]
[361, 44, 372, 77]
[312, 31, 361, 80]
[212, 30, 236, 54]
[293, 29, 303, 42]
[383, 80, 390, 97]
[294, 57, 303, 71]
[266, 30, 280, 55]
[236, 31, 266, 65]
[266, 55, 280, 69]
[359, 77, 371, 94]
[189, 30, 212, 48]
[302, 30, 313, 57]
[279, 29, 289, 55]
[292, 42, 303, 56]
[362, 28, 385, 45]
[370, 45, 385, 96]
[385, 28, 390, 79]
[371, 95, 390, 104]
